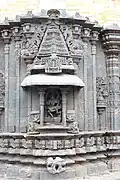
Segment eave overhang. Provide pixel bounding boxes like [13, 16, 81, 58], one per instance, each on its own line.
[21, 74, 84, 87]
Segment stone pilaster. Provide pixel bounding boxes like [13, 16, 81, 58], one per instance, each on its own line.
[12, 26, 21, 132]
[2, 30, 11, 132]
[102, 28, 120, 130]
[91, 31, 99, 130]
[82, 28, 90, 130]
[61, 89, 68, 126]
[39, 90, 45, 126]
[28, 87, 32, 125]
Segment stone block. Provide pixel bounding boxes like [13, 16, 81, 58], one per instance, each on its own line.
[75, 164, 87, 178]
[32, 171, 40, 180]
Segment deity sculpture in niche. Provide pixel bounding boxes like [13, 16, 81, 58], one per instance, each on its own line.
[45, 88, 62, 124]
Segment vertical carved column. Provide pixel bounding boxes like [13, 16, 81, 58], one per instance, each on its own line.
[0, 73, 5, 131]
[107, 53, 119, 130]
[82, 28, 91, 130]
[39, 90, 45, 126]
[91, 31, 99, 130]
[61, 89, 68, 126]
[12, 27, 21, 132]
[2, 30, 10, 132]
[102, 28, 120, 130]
[28, 87, 32, 126]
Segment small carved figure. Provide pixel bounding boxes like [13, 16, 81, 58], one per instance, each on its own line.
[47, 157, 65, 174]
[27, 111, 40, 132]
[96, 77, 108, 101]
[27, 121, 35, 132]
[47, 95, 61, 118]
[96, 77, 108, 111]
[70, 41, 83, 56]
[21, 39, 39, 57]
[68, 121, 79, 134]
[66, 110, 75, 122]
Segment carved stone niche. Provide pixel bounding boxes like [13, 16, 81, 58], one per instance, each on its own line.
[27, 111, 40, 132]
[44, 88, 62, 124]
[96, 77, 108, 130]
[96, 77, 108, 115]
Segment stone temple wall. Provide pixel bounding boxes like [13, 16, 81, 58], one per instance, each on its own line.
[0, 8, 119, 132]
[0, 8, 119, 180]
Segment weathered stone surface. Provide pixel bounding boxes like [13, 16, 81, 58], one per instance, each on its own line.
[0, 7, 120, 180]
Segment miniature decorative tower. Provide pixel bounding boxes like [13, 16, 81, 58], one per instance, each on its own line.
[21, 9, 84, 134]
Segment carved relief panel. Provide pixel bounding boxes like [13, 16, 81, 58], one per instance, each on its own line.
[44, 88, 62, 124]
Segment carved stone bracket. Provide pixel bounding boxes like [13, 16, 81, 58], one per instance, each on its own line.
[82, 28, 91, 42]
[12, 26, 21, 42]
[91, 31, 99, 46]
[2, 29, 11, 44]
[72, 24, 82, 39]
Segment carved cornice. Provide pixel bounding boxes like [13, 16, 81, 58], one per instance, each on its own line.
[0, 9, 102, 42]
